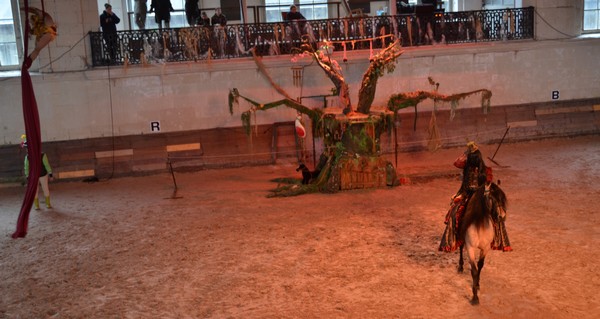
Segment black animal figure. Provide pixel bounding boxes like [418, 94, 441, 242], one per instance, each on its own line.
[296, 163, 319, 184]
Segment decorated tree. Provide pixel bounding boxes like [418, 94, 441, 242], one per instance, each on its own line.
[228, 41, 492, 196]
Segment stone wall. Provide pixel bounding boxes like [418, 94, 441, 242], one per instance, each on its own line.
[1, 97, 598, 182]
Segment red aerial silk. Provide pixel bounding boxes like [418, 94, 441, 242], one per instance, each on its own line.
[13, 0, 42, 238]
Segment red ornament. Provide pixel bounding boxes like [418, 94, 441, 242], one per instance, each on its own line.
[295, 117, 306, 138]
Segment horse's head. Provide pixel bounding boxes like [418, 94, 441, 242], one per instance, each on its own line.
[485, 182, 508, 221]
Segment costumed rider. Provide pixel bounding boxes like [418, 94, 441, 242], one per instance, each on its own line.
[438, 141, 487, 252]
[21, 135, 54, 210]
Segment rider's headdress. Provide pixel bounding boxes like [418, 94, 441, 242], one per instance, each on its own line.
[467, 141, 478, 153]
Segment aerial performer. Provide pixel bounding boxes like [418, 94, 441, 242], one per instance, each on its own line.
[21, 6, 57, 69]
[14, 2, 57, 238]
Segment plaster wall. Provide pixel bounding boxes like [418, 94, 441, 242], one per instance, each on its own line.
[2, 37, 599, 145]
[526, 0, 583, 40]
[3, 0, 598, 146]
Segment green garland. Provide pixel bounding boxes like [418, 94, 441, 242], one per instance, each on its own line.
[387, 89, 493, 131]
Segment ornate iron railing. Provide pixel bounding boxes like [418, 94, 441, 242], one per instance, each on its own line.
[89, 7, 534, 67]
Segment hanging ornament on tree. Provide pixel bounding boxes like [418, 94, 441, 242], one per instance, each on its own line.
[295, 114, 306, 138]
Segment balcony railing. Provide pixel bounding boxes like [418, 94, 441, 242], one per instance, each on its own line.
[89, 7, 533, 67]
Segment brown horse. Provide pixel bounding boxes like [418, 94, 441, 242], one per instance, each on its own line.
[457, 182, 507, 305]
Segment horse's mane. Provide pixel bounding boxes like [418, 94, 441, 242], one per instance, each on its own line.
[458, 182, 507, 241]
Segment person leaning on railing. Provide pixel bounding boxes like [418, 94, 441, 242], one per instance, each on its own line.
[100, 3, 121, 64]
[285, 5, 306, 39]
[211, 8, 227, 58]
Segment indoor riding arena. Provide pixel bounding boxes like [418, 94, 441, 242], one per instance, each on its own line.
[1, 135, 598, 318]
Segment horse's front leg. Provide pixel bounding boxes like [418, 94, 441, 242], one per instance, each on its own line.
[475, 257, 485, 290]
[457, 244, 464, 273]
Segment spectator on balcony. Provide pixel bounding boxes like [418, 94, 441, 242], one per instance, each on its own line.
[185, 0, 200, 26]
[285, 5, 306, 39]
[199, 12, 210, 27]
[150, 0, 175, 30]
[211, 8, 227, 58]
[211, 7, 227, 27]
[134, 0, 148, 29]
[100, 3, 120, 64]
[286, 5, 306, 21]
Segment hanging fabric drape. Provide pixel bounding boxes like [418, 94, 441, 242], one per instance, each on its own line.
[13, 0, 43, 238]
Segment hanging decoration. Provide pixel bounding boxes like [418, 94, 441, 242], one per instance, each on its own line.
[390, 16, 398, 42]
[140, 51, 148, 66]
[359, 19, 365, 38]
[379, 26, 387, 48]
[343, 19, 348, 39]
[427, 110, 442, 151]
[234, 25, 250, 56]
[428, 77, 442, 151]
[272, 24, 281, 55]
[295, 114, 307, 138]
[371, 16, 376, 40]
[162, 30, 171, 60]
[295, 34, 394, 64]
[407, 16, 413, 46]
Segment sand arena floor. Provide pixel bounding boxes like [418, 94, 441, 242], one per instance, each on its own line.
[0, 135, 599, 318]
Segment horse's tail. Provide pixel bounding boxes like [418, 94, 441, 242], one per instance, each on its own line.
[458, 187, 490, 240]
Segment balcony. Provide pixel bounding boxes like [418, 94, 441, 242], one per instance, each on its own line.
[89, 7, 533, 67]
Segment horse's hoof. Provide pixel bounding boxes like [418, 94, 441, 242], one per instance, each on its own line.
[457, 267, 464, 273]
[470, 298, 480, 305]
